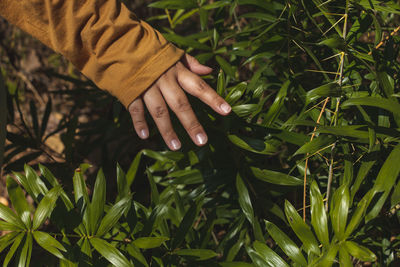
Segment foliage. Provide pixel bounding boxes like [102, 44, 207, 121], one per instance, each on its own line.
[1, 0, 400, 266]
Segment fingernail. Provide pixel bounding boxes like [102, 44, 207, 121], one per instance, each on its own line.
[196, 133, 207, 145]
[139, 129, 149, 139]
[220, 103, 231, 114]
[171, 139, 181, 150]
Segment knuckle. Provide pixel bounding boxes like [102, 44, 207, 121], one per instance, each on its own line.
[133, 119, 146, 126]
[129, 105, 143, 115]
[196, 80, 209, 92]
[154, 106, 168, 119]
[186, 120, 202, 133]
[162, 129, 176, 139]
[175, 98, 191, 113]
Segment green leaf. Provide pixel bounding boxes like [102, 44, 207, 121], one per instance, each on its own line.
[318, 37, 345, 49]
[306, 82, 341, 104]
[148, 0, 197, 9]
[89, 169, 106, 234]
[32, 186, 61, 230]
[168, 169, 204, 185]
[294, 135, 336, 156]
[225, 82, 247, 105]
[0, 232, 19, 254]
[236, 174, 254, 225]
[90, 237, 133, 267]
[265, 220, 307, 266]
[246, 246, 271, 267]
[39, 164, 74, 210]
[39, 163, 74, 210]
[3, 232, 24, 267]
[344, 241, 377, 262]
[24, 165, 48, 200]
[164, 33, 212, 51]
[174, 249, 217, 261]
[132, 237, 169, 249]
[72, 166, 89, 205]
[284, 200, 320, 255]
[126, 243, 149, 267]
[217, 69, 226, 96]
[371, 143, 400, 192]
[96, 196, 131, 237]
[126, 151, 143, 188]
[219, 262, 254, 267]
[0, 201, 25, 229]
[263, 80, 290, 126]
[312, 243, 339, 267]
[117, 163, 129, 200]
[251, 167, 303, 186]
[330, 184, 350, 241]
[351, 156, 376, 200]
[228, 135, 277, 155]
[216, 55, 236, 78]
[33, 231, 66, 259]
[344, 191, 372, 239]
[171, 200, 200, 249]
[310, 181, 329, 246]
[0, 220, 22, 232]
[18, 232, 32, 267]
[342, 97, 400, 117]
[253, 240, 289, 267]
[6, 176, 31, 228]
[0, 73, 6, 170]
[366, 143, 400, 220]
[339, 246, 353, 267]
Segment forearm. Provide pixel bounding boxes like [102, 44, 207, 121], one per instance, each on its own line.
[0, 0, 184, 107]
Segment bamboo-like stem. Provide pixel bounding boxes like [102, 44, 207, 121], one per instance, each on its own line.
[325, 2, 348, 212]
[303, 97, 330, 221]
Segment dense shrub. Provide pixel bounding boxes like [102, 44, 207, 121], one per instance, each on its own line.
[0, 0, 400, 266]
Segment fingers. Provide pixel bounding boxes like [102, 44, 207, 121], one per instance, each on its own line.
[142, 86, 182, 151]
[128, 98, 149, 139]
[128, 56, 230, 151]
[182, 54, 213, 75]
[176, 63, 231, 115]
[158, 77, 208, 146]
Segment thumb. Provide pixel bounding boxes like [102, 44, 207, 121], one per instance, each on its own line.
[182, 54, 213, 75]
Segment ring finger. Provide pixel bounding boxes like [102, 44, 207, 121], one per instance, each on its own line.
[142, 86, 181, 150]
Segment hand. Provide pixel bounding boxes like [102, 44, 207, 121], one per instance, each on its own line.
[128, 54, 231, 150]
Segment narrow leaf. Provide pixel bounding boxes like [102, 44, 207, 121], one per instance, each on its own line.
[251, 167, 303, 186]
[253, 240, 289, 267]
[33, 231, 66, 259]
[236, 174, 254, 225]
[344, 241, 377, 262]
[132, 237, 169, 249]
[284, 200, 320, 255]
[90, 237, 133, 267]
[310, 181, 329, 246]
[330, 184, 350, 241]
[174, 249, 217, 261]
[6, 176, 31, 228]
[32, 186, 61, 230]
[3, 232, 24, 267]
[265, 220, 307, 266]
[89, 169, 106, 234]
[96, 196, 131, 237]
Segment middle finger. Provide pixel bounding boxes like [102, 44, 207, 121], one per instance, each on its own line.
[159, 80, 208, 146]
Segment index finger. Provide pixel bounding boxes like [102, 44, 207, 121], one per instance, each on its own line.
[176, 64, 231, 115]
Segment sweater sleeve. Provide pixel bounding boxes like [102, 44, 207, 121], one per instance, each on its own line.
[0, 0, 184, 108]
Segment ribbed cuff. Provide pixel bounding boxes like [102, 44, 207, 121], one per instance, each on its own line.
[118, 44, 185, 108]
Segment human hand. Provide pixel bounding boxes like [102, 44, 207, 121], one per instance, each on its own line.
[128, 54, 231, 150]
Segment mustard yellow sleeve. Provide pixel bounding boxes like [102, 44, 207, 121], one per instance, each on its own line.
[0, 0, 184, 108]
